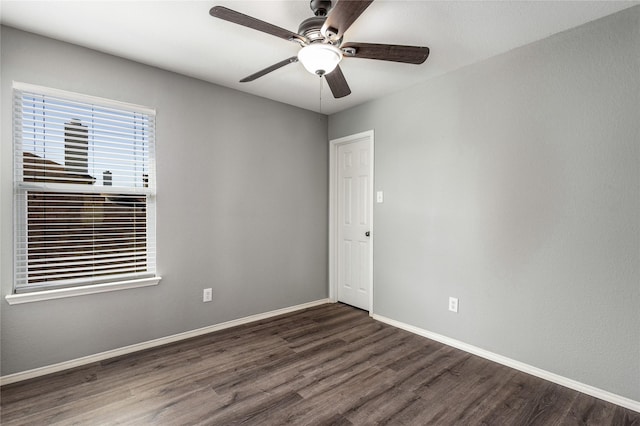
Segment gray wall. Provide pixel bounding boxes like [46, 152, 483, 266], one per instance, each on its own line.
[1, 27, 328, 375]
[329, 7, 640, 401]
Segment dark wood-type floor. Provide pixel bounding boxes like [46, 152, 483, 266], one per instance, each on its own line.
[1, 303, 639, 425]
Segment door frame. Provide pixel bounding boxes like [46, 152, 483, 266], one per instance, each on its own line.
[328, 130, 374, 314]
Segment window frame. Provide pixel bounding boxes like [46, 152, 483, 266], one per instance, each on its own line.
[8, 82, 160, 304]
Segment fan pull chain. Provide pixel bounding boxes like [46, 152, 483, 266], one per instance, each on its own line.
[319, 75, 323, 115]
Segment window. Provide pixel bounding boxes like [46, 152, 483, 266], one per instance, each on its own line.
[13, 83, 157, 295]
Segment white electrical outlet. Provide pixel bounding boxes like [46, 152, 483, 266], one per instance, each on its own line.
[203, 288, 212, 302]
[448, 297, 459, 313]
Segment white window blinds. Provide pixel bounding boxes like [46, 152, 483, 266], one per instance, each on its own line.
[13, 83, 157, 293]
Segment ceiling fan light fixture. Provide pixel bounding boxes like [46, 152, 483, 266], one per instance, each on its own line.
[298, 43, 343, 76]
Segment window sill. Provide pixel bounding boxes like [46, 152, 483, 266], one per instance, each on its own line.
[5, 277, 162, 305]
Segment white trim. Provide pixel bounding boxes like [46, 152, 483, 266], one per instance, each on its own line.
[0, 299, 330, 386]
[17, 182, 154, 195]
[372, 314, 640, 414]
[13, 81, 156, 115]
[5, 276, 162, 305]
[329, 130, 375, 315]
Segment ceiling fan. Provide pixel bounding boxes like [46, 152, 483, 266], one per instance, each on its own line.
[209, 0, 430, 98]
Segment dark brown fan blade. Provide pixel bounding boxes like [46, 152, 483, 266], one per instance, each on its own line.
[342, 42, 429, 64]
[321, 0, 373, 41]
[325, 65, 351, 98]
[240, 57, 299, 82]
[210, 6, 306, 44]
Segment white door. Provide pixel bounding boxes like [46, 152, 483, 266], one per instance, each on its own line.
[336, 138, 372, 310]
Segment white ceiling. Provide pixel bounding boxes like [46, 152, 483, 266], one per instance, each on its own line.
[1, 1, 637, 114]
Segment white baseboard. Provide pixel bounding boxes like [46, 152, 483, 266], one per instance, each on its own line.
[0, 298, 330, 387]
[372, 314, 640, 414]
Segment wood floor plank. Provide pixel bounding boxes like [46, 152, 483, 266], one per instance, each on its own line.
[341, 384, 422, 425]
[1, 384, 132, 425]
[2, 302, 638, 425]
[0, 363, 100, 406]
[562, 392, 621, 425]
[509, 380, 579, 425]
[610, 407, 640, 426]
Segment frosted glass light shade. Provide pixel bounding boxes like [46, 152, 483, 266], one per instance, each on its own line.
[298, 43, 343, 76]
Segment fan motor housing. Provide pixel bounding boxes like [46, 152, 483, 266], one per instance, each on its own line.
[298, 17, 326, 43]
[298, 16, 342, 45]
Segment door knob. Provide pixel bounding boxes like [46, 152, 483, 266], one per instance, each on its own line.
[365, 231, 370, 237]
